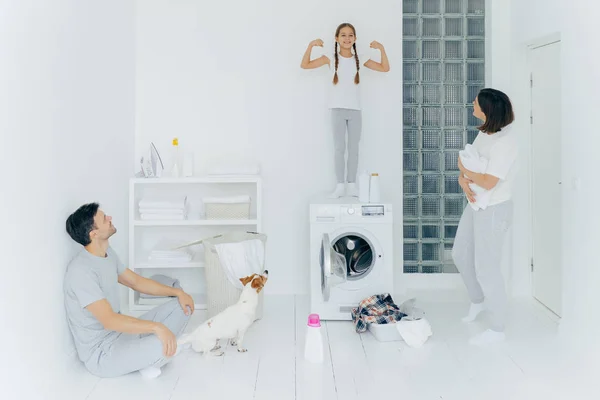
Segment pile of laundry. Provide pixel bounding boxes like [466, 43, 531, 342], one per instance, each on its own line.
[351, 293, 407, 332]
[139, 274, 182, 299]
[138, 195, 188, 220]
[351, 293, 433, 348]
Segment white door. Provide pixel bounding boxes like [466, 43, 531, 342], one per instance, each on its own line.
[530, 40, 562, 316]
[320, 233, 347, 301]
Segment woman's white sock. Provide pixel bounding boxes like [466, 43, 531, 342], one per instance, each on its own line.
[462, 302, 485, 323]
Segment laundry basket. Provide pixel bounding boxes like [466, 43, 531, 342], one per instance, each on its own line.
[203, 231, 267, 320]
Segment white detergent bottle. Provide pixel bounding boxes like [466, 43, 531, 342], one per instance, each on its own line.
[171, 137, 180, 177]
[304, 314, 324, 363]
[358, 170, 370, 203]
[369, 173, 381, 203]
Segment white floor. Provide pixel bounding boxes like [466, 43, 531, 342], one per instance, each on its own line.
[71, 295, 589, 400]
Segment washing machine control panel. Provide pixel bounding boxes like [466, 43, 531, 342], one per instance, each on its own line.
[313, 203, 392, 222]
[339, 204, 388, 219]
[361, 205, 385, 216]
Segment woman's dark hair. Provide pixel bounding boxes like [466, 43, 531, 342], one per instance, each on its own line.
[477, 88, 515, 133]
[66, 202, 99, 246]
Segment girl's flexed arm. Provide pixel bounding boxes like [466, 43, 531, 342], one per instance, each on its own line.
[301, 39, 330, 69]
[364, 41, 390, 72]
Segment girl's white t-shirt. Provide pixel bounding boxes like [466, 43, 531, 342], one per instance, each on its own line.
[472, 123, 518, 206]
[315, 45, 372, 110]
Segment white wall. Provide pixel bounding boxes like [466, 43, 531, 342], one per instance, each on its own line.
[135, 0, 403, 294]
[482, 0, 514, 297]
[508, 0, 600, 375]
[134, 0, 531, 298]
[558, 0, 600, 372]
[0, 1, 134, 398]
[505, 0, 563, 298]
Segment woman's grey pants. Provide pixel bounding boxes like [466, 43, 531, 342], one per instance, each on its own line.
[452, 201, 513, 331]
[331, 108, 362, 183]
[85, 299, 190, 378]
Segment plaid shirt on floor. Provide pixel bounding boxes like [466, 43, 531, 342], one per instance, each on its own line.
[350, 293, 407, 333]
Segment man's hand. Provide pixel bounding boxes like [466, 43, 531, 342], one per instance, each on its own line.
[153, 323, 177, 357]
[177, 291, 194, 316]
[459, 175, 476, 203]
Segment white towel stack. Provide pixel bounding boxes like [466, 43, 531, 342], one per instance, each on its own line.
[459, 144, 493, 211]
[138, 195, 188, 220]
[148, 240, 193, 263]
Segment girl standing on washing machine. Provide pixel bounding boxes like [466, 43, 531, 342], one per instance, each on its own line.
[452, 88, 518, 346]
[300, 23, 390, 198]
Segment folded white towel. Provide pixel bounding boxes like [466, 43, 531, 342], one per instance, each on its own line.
[202, 195, 251, 204]
[139, 208, 185, 214]
[140, 214, 186, 220]
[459, 144, 492, 210]
[395, 318, 433, 348]
[139, 196, 187, 210]
[147, 240, 195, 263]
[214, 239, 265, 289]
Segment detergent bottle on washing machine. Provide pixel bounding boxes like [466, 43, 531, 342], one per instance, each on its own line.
[369, 173, 381, 203]
[358, 170, 370, 203]
[304, 314, 324, 363]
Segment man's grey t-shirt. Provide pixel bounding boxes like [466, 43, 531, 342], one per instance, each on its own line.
[64, 247, 126, 363]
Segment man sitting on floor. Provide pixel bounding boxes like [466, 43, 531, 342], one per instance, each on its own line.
[64, 202, 194, 379]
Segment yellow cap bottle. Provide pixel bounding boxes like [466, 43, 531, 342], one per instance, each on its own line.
[171, 138, 180, 177]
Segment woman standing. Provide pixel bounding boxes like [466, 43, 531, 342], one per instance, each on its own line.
[452, 88, 518, 346]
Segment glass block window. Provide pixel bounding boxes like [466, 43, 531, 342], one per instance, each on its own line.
[403, 0, 485, 274]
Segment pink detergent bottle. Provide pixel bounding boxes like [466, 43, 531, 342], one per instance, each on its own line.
[304, 314, 324, 363]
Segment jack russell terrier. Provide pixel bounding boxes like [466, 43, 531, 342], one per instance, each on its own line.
[179, 270, 268, 356]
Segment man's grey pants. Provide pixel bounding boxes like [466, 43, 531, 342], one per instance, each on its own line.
[452, 201, 513, 332]
[85, 299, 190, 378]
[331, 108, 362, 183]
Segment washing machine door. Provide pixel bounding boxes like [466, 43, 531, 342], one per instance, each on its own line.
[320, 233, 347, 301]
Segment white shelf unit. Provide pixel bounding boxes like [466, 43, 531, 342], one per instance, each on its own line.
[128, 175, 262, 312]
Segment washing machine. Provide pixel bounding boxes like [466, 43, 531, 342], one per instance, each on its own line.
[309, 199, 393, 320]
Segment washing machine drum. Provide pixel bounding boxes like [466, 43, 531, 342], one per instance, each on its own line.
[333, 235, 374, 279]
